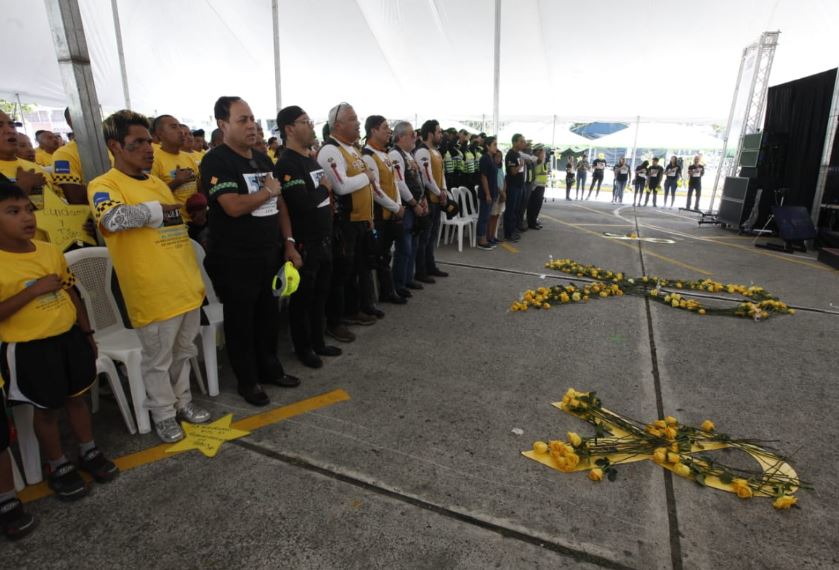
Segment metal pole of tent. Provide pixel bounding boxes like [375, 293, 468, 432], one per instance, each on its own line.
[272, 0, 282, 112]
[45, 0, 111, 186]
[629, 115, 640, 172]
[492, 0, 501, 136]
[15, 93, 27, 134]
[811, 71, 839, 228]
[111, 0, 131, 109]
[709, 46, 748, 213]
[551, 114, 556, 148]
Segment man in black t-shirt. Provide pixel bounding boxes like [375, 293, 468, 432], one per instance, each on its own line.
[686, 156, 705, 210]
[504, 134, 526, 241]
[645, 157, 663, 207]
[273, 106, 342, 369]
[200, 96, 301, 407]
[587, 154, 607, 199]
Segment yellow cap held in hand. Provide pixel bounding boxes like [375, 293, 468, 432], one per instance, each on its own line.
[272, 261, 300, 298]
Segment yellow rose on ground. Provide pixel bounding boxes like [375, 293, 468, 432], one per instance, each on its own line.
[559, 293, 570, 303]
[736, 486, 753, 499]
[549, 441, 568, 455]
[664, 416, 678, 426]
[564, 453, 580, 469]
[673, 464, 691, 478]
[533, 441, 548, 454]
[664, 427, 678, 440]
[701, 420, 715, 432]
[698, 309, 706, 315]
[773, 495, 797, 510]
[653, 449, 667, 464]
[653, 420, 666, 429]
[567, 432, 582, 447]
[667, 452, 681, 464]
[588, 468, 604, 481]
[572, 292, 581, 302]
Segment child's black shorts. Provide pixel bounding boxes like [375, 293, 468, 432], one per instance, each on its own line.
[1, 326, 96, 410]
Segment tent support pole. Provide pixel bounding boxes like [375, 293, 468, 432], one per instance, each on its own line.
[45, 0, 110, 184]
[811, 71, 839, 227]
[272, 0, 282, 112]
[492, 0, 501, 135]
[110, 0, 130, 108]
[629, 115, 640, 171]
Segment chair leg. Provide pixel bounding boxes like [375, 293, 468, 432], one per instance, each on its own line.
[457, 224, 463, 252]
[191, 353, 207, 395]
[11, 405, 42, 485]
[123, 353, 151, 434]
[97, 356, 137, 435]
[11, 453, 25, 492]
[201, 326, 220, 397]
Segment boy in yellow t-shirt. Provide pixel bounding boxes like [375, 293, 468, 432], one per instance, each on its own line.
[0, 182, 118, 511]
[89, 110, 210, 443]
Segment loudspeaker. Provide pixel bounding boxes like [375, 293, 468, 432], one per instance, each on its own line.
[717, 176, 751, 227]
[773, 206, 817, 242]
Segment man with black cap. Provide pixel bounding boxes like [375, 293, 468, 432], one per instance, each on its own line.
[274, 106, 342, 369]
[200, 96, 301, 407]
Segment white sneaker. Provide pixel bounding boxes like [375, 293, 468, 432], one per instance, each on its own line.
[154, 417, 184, 443]
[176, 402, 211, 424]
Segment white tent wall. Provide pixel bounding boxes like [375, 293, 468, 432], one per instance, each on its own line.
[3, 1, 839, 127]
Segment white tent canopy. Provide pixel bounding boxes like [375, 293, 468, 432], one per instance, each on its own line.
[591, 123, 724, 151]
[3, 0, 839, 125]
[497, 121, 591, 147]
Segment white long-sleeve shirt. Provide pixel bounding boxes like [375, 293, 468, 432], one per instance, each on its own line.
[316, 138, 370, 196]
[388, 149, 419, 203]
[361, 145, 401, 214]
[413, 146, 445, 196]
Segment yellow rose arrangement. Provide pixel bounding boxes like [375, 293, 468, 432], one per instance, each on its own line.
[525, 388, 809, 510]
[512, 258, 795, 320]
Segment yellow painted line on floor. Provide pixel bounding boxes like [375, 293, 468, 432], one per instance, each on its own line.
[501, 242, 519, 253]
[540, 214, 713, 276]
[18, 389, 351, 503]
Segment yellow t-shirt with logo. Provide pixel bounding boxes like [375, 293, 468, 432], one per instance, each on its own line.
[51, 140, 84, 186]
[87, 168, 205, 328]
[0, 157, 60, 209]
[0, 240, 78, 346]
[34, 148, 54, 168]
[151, 148, 199, 218]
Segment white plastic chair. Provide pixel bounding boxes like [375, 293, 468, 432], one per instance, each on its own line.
[438, 187, 476, 252]
[191, 240, 223, 397]
[12, 355, 137, 485]
[65, 247, 151, 434]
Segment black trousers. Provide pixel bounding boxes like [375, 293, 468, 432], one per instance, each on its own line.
[375, 218, 403, 298]
[687, 179, 702, 210]
[327, 219, 374, 324]
[290, 238, 332, 354]
[587, 172, 604, 197]
[205, 247, 283, 389]
[527, 185, 545, 227]
[518, 183, 533, 229]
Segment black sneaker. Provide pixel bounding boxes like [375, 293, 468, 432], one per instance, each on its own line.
[0, 498, 38, 540]
[405, 281, 424, 290]
[363, 307, 385, 319]
[343, 313, 376, 326]
[428, 269, 449, 277]
[238, 384, 271, 407]
[395, 287, 412, 298]
[78, 448, 119, 483]
[48, 462, 88, 501]
[264, 374, 301, 388]
[296, 351, 323, 369]
[380, 294, 407, 305]
[326, 325, 356, 343]
[414, 275, 435, 284]
[477, 242, 496, 251]
[314, 345, 342, 357]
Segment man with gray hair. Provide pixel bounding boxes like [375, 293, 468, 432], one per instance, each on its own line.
[318, 103, 379, 342]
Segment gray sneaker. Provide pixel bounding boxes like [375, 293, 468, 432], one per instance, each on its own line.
[154, 417, 184, 443]
[177, 402, 211, 424]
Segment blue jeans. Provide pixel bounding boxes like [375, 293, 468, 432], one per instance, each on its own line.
[393, 207, 416, 288]
[416, 202, 440, 277]
[576, 172, 587, 191]
[503, 186, 522, 238]
[476, 195, 492, 239]
[613, 180, 627, 202]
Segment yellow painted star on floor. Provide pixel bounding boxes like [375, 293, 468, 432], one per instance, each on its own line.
[165, 414, 250, 458]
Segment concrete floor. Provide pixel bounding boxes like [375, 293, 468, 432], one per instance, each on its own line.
[5, 200, 839, 569]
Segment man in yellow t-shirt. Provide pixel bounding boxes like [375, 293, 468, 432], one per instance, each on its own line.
[89, 110, 210, 443]
[150, 115, 199, 216]
[34, 130, 60, 167]
[0, 111, 59, 209]
[15, 133, 36, 163]
[0, 181, 118, 505]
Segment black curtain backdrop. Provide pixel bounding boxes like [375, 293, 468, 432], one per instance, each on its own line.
[755, 68, 837, 224]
